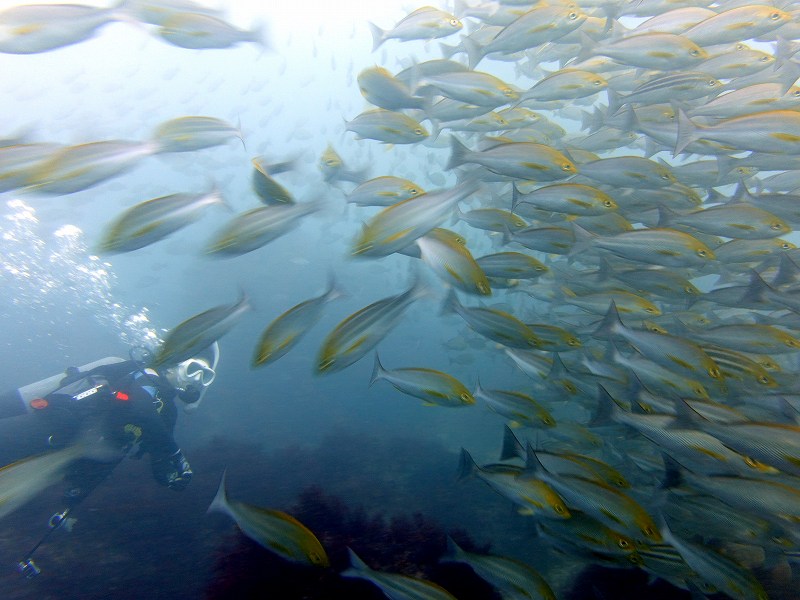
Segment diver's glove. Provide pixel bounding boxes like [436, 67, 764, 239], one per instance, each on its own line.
[151, 449, 193, 491]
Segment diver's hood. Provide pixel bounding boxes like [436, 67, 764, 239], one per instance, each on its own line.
[165, 342, 219, 413]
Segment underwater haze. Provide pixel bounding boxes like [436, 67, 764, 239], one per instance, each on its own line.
[2, 0, 800, 599]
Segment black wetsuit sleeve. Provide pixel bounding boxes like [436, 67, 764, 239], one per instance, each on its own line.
[109, 372, 180, 459]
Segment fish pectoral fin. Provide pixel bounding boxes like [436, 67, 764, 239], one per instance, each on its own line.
[343, 335, 370, 355]
[384, 228, 415, 244]
[444, 265, 466, 284]
[522, 496, 543, 509]
[599, 507, 625, 526]
[666, 354, 695, 372]
[688, 445, 727, 461]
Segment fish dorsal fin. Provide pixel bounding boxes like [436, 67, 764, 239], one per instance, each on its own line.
[524, 442, 548, 475]
[500, 423, 525, 461]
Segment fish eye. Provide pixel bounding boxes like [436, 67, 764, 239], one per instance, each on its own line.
[693, 386, 705, 396]
[414, 128, 424, 136]
[602, 200, 613, 207]
[615, 478, 626, 487]
[593, 79, 603, 86]
[477, 282, 491, 295]
[503, 88, 514, 97]
[643, 526, 655, 537]
[793, 90, 800, 97]
[744, 456, 758, 468]
[460, 392, 473, 402]
[554, 504, 565, 514]
[770, 12, 781, 20]
[408, 188, 418, 195]
[771, 222, 784, 230]
[708, 80, 717, 86]
[617, 538, 630, 548]
[645, 307, 656, 313]
[708, 367, 721, 379]
[568, 11, 578, 19]
[758, 376, 770, 385]
[542, 416, 555, 426]
[684, 286, 697, 295]
[449, 18, 460, 27]
[782, 243, 792, 249]
[760, 55, 770, 62]
[325, 159, 336, 166]
[690, 49, 699, 56]
[696, 249, 707, 257]
[561, 163, 573, 171]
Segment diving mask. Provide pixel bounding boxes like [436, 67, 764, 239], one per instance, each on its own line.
[171, 358, 216, 391]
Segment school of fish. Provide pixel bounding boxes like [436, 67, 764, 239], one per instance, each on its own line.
[3, 0, 800, 598]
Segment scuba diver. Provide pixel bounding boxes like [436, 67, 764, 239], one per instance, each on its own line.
[0, 343, 219, 576]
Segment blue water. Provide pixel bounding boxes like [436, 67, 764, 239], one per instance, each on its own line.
[0, 4, 531, 598]
[2, 3, 799, 600]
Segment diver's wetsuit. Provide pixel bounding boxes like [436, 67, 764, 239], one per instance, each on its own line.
[38, 360, 192, 508]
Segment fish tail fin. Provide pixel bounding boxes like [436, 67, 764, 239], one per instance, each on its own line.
[741, 269, 772, 306]
[500, 424, 525, 461]
[617, 104, 641, 135]
[73, 430, 121, 463]
[440, 287, 461, 317]
[445, 136, 471, 171]
[574, 31, 597, 65]
[248, 19, 271, 51]
[462, 35, 484, 70]
[659, 453, 684, 490]
[342, 547, 371, 577]
[207, 470, 230, 516]
[406, 267, 436, 303]
[606, 88, 623, 116]
[323, 270, 347, 303]
[655, 205, 679, 228]
[368, 22, 385, 52]
[235, 114, 247, 151]
[457, 448, 479, 481]
[450, 203, 465, 227]
[567, 222, 596, 263]
[438, 40, 461, 60]
[206, 181, 232, 212]
[586, 105, 606, 134]
[440, 535, 466, 563]
[510, 183, 524, 213]
[236, 287, 255, 314]
[427, 116, 443, 144]
[591, 300, 624, 340]
[667, 395, 704, 430]
[369, 352, 386, 387]
[472, 376, 484, 400]
[673, 108, 698, 157]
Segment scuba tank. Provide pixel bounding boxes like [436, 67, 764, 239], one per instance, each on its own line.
[0, 357, 126, 419]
